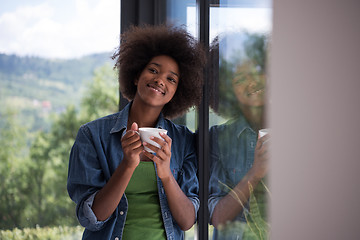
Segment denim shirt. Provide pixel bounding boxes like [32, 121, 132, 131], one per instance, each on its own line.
[67, 102, 199, 240]
[208, 115, 257, 239]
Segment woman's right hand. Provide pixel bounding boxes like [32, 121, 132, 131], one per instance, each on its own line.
[121, 122, 143, 169]
[251, 134, 270, 180]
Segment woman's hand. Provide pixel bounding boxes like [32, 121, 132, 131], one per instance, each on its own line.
[250, 134, 270, 180]
[142, 132, 172, 179]
[121, 122, 143, 169]
[93, 122, 143, 221]
[143, 132, 196, 230]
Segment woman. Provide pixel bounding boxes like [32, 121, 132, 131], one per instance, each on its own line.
[67, 25, 206, 239]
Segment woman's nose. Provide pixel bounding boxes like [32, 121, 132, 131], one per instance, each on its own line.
[247, 80, 257, 90]
[154, 75, 165, 86]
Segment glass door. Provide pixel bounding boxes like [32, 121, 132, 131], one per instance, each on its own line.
[207, 1, 272, 239]
[157, 0, 272, 239]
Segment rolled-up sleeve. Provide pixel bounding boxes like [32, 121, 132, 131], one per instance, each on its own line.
[67, 125, 111, 231]
[179, 129, 200, 219]
[208, 126, 227, 223]
[208, 158, 226, 222]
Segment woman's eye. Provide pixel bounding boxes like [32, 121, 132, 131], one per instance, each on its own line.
[168, 77, 177, 84]
[149, 68, 157, 74]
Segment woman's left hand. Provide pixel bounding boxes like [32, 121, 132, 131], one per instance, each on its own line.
[142, 132, 172, 180]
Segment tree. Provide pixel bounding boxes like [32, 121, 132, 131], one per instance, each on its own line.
[23, 63, 119, 227]
[80, 63, 119, 122]
[25, 132, 51, 226]
[0, 109, 30, 229]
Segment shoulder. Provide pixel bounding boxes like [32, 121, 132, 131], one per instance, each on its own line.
[210, 118, 245, 135]
[79, 112, 121, 136]
[164, 119, 194, 136]
[163, 119, 196, 152]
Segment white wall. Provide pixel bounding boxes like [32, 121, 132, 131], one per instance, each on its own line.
[269, 0, 360, 239]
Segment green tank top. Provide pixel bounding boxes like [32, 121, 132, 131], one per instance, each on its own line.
[122, 161, 166, 240]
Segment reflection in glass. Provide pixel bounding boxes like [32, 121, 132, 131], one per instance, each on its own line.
[208, 1, 271, 239]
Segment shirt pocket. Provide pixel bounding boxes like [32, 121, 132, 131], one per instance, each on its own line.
[221, 150, 253, 187]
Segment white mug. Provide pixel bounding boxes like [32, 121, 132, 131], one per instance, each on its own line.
[258, 128, 270, 139]
[138, 128, 168, 153]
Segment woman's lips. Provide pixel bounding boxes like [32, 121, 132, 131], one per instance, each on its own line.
[148, 84, 165, 95]
[247, 87, 264, 96]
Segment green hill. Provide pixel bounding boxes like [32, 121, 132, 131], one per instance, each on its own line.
[0, 52, 115, 131]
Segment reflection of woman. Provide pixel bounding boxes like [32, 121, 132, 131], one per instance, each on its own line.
[208, 34, 269, 239]
[67, 25, 205, 239]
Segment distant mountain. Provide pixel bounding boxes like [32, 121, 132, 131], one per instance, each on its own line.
[0, 52, 115, 131]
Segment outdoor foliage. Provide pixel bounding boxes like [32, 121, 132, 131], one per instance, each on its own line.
[0, 52, 113, 132]
[0, 60, 118, 230]
[0, 109, 29, 229]
[219, 180, 270, 240]
[0, 225, 83, 240]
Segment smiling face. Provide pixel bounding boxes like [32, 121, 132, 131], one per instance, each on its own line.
[233, 61, 266, 108]
[134, 55, 180, 109]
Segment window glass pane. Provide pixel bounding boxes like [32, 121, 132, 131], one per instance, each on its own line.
[0, 0, 119, 237]
[165, 0, 197, 133]
[208, 0, 272, 239]
[165, 2, 199, 239]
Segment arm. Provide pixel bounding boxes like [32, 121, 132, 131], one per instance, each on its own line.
[92, 122, 143, 221]
[211, 134, 269, 228]
[160, 173, 196, 231]
[143, 132, 196, 231]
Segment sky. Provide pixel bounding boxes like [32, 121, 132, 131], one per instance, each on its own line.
[0, 0, 271, 60]
[0, 0, 120, 59]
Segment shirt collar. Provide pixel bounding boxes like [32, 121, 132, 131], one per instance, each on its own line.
[109, 101, 166, 134]
[238, 115, 256, 138]
[225, 114, 256, 139]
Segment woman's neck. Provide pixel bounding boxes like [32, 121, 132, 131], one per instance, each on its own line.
[240, 105, 265, 132]
[128, 99, 162, 128]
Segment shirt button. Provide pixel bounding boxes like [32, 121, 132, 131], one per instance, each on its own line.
[120, 211, 124, 215]
[115, 237, 119, 240]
